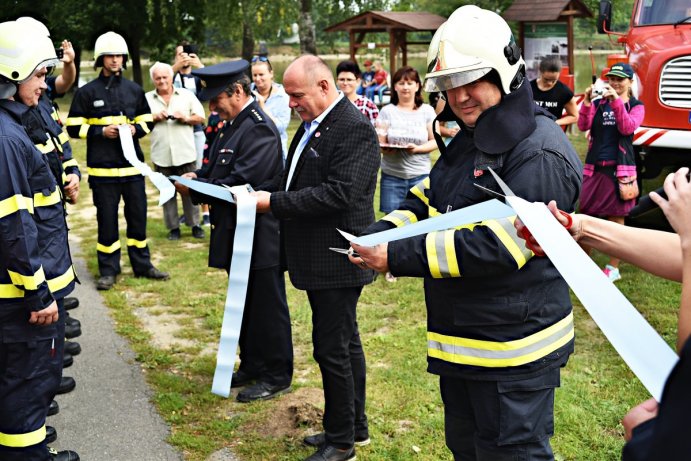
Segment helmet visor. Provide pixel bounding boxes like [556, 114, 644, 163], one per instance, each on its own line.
[424, 68, 492, 92]
[18, 57, 61, 84]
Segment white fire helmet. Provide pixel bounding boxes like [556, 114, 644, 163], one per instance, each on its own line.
[0, 19, 59, 98]
[94, 31, 129, 67]
[424, 5, 525, 95]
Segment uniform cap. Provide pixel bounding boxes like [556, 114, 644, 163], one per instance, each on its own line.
[192, 60, 250, 101]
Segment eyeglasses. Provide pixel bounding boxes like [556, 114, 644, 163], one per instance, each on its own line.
[251, 56, 269, 63]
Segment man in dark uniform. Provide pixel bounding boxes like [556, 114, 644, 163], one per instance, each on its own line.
[352, 6, 582, 461]
[66, 31, 168, 291]
[0, 19, 80, 461]
[176, 61, 293, 403]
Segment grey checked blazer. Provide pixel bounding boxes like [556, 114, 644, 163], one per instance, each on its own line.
[267, 97, 380, 290]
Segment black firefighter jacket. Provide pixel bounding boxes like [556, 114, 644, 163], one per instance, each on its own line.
[66, 72, 153, 184]
[365, 82, 583, 381]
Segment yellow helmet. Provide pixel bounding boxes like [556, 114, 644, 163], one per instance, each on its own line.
[424, 5, 525, 95]
[94, 31, 129, 68]
[0, 19, 59, 98]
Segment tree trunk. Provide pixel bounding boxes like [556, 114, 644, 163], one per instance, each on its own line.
[129, 40, 143, 87]
[298, 0, 317, 55]
[242, 20, 255, 62]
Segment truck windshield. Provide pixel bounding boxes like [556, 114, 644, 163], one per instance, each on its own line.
[635, 0, 691, 25]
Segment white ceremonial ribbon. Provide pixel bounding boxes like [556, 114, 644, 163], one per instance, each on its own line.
[210, 186, 256, 398]
[506, 197, 677, 401]
[341, 187, 677, 400]
[341, 199, 514, 247]
[169, 175, 235, 204]
[117, 125, 176, 206]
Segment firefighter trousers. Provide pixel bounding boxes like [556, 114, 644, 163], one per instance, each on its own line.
[0, 308, 62, 460]
[440, 368, 560, 461]
[91, 180, 154, 277]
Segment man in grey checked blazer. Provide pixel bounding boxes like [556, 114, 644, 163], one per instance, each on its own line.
[255, 55, 380, 461]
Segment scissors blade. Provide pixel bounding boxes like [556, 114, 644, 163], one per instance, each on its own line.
[329, 247, 360, 257]
[473, 183, 506, 199]
[487, 167, 516, 197]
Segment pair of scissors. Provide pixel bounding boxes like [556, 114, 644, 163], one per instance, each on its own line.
[474, 168, 572, 257]
[329, 247, 360, 258]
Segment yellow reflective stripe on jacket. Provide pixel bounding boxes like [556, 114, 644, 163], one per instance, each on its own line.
[35, 142, 55, 154]
[0, 283, 25, 298]
[87, 167, 140, 177]
[0, 265, 76, 298]
[8, 266, 46, 291]
[47, 265, 76, 293]
[409, 177, 441, 217]
[482, 216, 532, 269]
[62, 158, 79, 169]
[127, 238, 147, 249]
[78, 124, 89, 139]
[0, 425, 46, 448]
[0, 194, 34, 218]
[33, 187, 61, 208]
[381, 209, 418, 228]
[97, 240, 121, 254]
[51, 109, 60, 121]
[426, 230, 461, 278]
[428, 312, 575, 368]
[65, 116, 87, 126]
[58, 131, 69, 144]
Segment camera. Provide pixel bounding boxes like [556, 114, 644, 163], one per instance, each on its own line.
[592, 80, 607, 99]
[55, 48, 64, 60]
[166, 115, 177, 120]
[182, 44, 198, 55]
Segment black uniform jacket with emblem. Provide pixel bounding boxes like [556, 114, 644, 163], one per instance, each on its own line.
[262, 97, 380, 291]
[191, 100, 283, 271]
[66, 72, 153, 184]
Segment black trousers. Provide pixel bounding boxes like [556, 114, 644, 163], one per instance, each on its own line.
[440, 368, 560, 461]
[0, 307, 62, 460]
[307, 287, 368, 449]
[91, 180, 153, 277]
[237, 266, 293, 386]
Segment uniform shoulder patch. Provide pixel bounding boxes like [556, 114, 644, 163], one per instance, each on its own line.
[249, 109, 265, 123]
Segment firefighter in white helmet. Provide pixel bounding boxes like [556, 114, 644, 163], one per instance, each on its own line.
[66, 32, 169, 291]
[0, 18, 79, 461]
[351, 5, 583, 459]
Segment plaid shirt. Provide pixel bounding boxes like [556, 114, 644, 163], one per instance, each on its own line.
[351, 95, 379, 123]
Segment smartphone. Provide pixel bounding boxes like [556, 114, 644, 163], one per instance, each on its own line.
[182, 44, 198, 55]
[56, 48, 64, 59]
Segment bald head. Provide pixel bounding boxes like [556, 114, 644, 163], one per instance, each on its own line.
[284, 54, 339, 123]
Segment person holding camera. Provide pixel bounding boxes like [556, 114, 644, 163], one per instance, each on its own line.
[146, 62, 206, 240]
[578, 63, 644, 282]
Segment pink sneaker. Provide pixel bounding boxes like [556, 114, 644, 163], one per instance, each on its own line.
[603, 265, 621, 282]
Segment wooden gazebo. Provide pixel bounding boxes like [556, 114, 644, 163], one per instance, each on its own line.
[503, 0, 592, 76]
[325, 11, 446, 74]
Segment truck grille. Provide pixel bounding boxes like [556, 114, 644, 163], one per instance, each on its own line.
[660, 56, 691, 108]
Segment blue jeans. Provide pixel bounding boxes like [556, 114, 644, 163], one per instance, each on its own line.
[379, 172, 428, 213]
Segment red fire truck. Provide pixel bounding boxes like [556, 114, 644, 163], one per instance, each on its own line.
[598, 0, 691, 180]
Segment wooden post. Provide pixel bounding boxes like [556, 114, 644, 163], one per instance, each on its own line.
[389, 29, 396, 73]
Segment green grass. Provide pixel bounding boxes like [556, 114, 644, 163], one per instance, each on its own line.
[64, 117, 680, 461]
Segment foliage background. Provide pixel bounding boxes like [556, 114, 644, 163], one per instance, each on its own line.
[1, 0, 635, 84]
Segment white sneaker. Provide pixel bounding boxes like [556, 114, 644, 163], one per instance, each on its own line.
[603, 265, 621, 282]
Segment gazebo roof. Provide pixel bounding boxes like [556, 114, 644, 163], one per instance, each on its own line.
[503, 0, 592, 21]
[325, 11, 446, 33]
